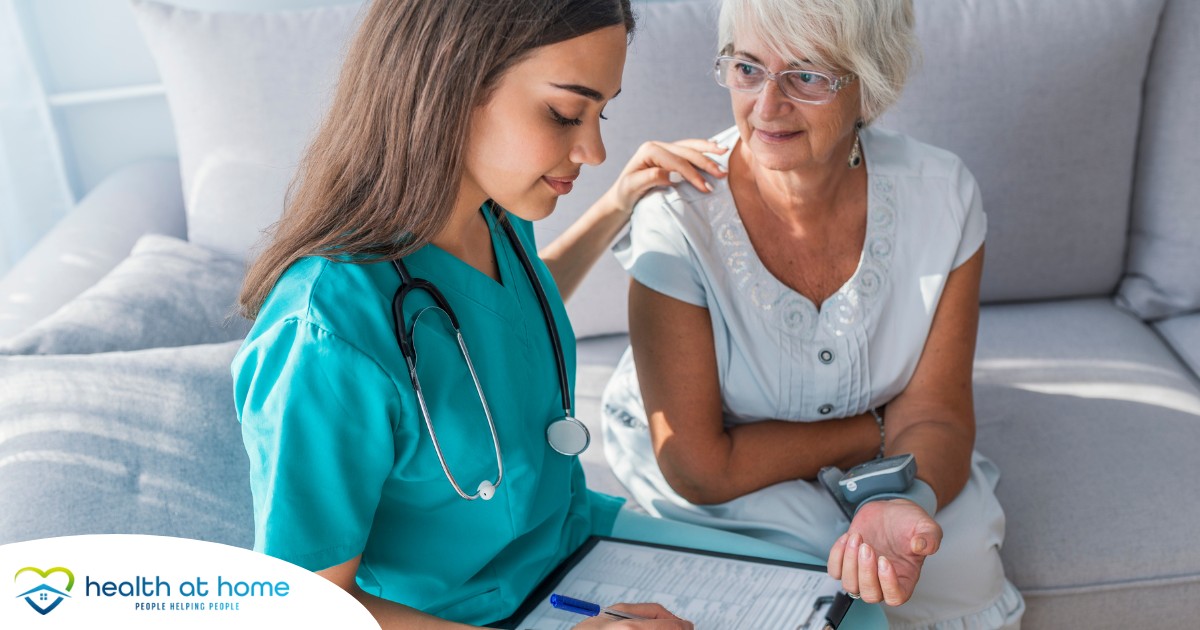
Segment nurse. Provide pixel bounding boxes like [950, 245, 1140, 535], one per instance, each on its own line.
[231, 0, 726, 628]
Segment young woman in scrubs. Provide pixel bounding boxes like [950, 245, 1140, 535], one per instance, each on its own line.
[231, 1, 728, 628]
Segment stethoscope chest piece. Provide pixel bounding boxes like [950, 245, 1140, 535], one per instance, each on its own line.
[546, 416, 590, 456]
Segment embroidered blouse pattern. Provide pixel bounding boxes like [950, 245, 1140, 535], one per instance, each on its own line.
[707, 174, 897, 341]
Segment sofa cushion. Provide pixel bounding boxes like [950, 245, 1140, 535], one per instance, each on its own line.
[1155, 313, 1200, 380]
[876, 0, 1164, 303]
[1117, 0, 1200, 320]
[0, 234, 249, 355]
[974, 298, 1200, 627]
[130, 0, 363, 262]
[0, 341, 251, 547]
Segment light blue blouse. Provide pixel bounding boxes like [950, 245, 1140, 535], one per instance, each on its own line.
[233, 207, 623, 625]
[612, 125, 986, 422]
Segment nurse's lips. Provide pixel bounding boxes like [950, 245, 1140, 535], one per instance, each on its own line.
[542, 174, 577, 195]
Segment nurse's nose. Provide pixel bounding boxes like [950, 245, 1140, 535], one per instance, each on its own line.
[570, 121, 606, 166]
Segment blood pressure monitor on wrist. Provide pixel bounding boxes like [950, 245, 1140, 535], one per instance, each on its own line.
[838, 453, 916, 502]
[820, 453, 935, 519]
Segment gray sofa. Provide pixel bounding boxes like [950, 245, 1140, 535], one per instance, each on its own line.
[2, 0, 1199, 627]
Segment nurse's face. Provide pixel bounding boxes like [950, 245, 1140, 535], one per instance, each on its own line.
[462, 25, 627, 222]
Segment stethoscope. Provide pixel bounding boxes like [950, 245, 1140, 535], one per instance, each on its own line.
[390, 204, 590, 501]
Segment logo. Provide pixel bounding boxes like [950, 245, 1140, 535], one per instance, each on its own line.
[14, 566, 75, 615]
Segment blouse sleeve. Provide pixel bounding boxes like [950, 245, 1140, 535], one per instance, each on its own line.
[952, 161, 987, 268]
[233, 317, 398, 572]
[612, 192, 708, 307]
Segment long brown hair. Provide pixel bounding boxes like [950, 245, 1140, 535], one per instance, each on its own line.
[238, 0, 636, 319]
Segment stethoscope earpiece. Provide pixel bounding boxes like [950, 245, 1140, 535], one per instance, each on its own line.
[477, 480, 496, 501]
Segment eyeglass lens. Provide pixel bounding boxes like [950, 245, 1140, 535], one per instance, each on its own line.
[716, 58, 836, 103]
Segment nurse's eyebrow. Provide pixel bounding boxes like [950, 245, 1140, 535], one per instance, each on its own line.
[551, 83, 621, 101]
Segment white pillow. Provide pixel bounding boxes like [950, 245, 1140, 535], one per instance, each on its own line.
[131, 0, 363, 261]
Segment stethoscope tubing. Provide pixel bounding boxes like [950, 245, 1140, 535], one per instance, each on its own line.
[390, 203, 581, 501]
[498, 212, 573, 418]
[403, 325, 504, 501]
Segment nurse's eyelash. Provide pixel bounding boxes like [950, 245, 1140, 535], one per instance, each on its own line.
[549, 107, 582, 127]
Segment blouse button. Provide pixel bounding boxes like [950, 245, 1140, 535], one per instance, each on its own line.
[818, 404, 834, 415]
[818, 349, 835, 364]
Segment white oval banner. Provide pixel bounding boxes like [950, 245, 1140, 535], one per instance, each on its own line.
[0, 535, 380, 629]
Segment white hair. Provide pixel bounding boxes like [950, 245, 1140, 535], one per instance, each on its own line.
[718, 0, 917, 122]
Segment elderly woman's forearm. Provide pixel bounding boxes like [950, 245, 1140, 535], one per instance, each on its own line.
[539, 195, 629, 301]
[655, 413, 882, 505]
[886, 419, 975, 509]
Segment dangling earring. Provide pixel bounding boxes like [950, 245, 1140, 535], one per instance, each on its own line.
[848, 119, 864, 169]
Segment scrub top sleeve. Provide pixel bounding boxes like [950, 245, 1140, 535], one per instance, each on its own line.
[612, 193, 708, 307]
[952, 161, 987, 269]
[234, 317, 397, 572]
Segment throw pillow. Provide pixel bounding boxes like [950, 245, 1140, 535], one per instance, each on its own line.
[130, 0, 363, 261]
[0, 234, 250, 355]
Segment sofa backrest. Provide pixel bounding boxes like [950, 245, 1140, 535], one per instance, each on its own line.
[136, 0, 1190, 339]
[877, 0, 1163, 304]
[558, 0, 1172, 334]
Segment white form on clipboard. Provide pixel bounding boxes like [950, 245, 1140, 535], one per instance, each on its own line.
[506, 537, 843, 630]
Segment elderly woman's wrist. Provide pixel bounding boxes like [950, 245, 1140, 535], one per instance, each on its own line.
[598, 187, 634, 218]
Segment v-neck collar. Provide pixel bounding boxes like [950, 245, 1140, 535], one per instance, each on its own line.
[709, 126, 898, 339]
[403, 204, 523, 324]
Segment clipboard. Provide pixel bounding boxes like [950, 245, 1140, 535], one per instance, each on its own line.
[492, 535, 850, 630]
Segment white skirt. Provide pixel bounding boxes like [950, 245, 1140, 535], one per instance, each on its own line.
[601, 349, 1025, 630]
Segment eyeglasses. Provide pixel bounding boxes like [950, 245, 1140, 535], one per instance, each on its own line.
[714, 56, 855, 105]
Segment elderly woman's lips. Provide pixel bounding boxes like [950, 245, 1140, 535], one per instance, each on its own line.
[755, 129, 803, 143]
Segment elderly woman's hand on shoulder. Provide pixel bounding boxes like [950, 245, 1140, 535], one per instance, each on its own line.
[601, 139, 728, 215]
[827, 499, 943, 607]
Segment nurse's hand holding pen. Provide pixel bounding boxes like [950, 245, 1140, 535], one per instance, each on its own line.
[572, 603, 694, 629]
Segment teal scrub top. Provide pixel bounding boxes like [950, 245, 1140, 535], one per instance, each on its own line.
[232, 207, 624, 625]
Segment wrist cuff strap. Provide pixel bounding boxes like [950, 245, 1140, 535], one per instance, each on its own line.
[855, 479, 938, 517]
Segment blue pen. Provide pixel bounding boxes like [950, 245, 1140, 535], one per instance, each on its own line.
[550, 593, 648, 621]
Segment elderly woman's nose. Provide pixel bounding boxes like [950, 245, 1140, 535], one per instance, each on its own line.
[753, 79, 792, 118]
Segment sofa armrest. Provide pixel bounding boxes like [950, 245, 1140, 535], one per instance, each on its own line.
[0, 159, 185, 340]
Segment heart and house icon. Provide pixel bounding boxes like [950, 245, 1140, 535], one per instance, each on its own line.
[14, 566, 75, 615]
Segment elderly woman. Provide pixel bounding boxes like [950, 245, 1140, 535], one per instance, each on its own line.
[600, 0, 1025, 627]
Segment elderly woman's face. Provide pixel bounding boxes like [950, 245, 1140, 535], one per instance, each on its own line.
[728, 29, 861, 174]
